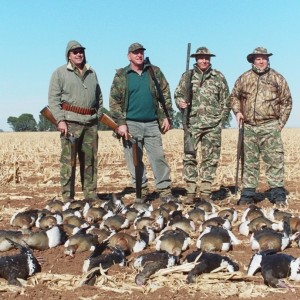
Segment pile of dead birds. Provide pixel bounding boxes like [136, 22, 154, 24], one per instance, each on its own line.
[1, 192, 300, 296]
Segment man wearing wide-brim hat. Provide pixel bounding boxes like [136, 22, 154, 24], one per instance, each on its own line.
[230, 47, 292, 206]
[175, 46, 230, 203]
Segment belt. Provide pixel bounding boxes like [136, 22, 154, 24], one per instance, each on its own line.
[62, 102, 96, 115]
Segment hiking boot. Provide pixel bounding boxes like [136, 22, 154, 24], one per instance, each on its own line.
[270, 187, 287, 206]
[186, 182, 197, 195]
[237, 188, 256, 206]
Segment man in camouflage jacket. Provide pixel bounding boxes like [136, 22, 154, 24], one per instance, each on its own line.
[109, 43, 175, 202]
[230, 47, 292, 206]
[175, 47, 230, 202]
[48, 40, 103, 201]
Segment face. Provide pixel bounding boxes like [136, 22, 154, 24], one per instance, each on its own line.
[68, 48, 85, 68]
[128, 49, 144, 68]
[253, 55, 268, 70]
[195, 55, 211, 71]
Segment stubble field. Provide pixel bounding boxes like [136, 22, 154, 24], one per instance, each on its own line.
[0, 128, 300, 300]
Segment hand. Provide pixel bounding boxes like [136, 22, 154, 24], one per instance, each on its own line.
[117, 124, 129, 140]
[161, 118, 171, 133]
[235, 112, 244, 128]
[57, 121, 68, 136]
[179, 100, 189, 109]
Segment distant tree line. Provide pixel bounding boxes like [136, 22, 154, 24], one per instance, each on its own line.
[6, 109, 231, 132]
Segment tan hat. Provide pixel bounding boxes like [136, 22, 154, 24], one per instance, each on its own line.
[191, 47, 215, 58]
[128, 42, 146, 53]
[247, 47, 273, 63]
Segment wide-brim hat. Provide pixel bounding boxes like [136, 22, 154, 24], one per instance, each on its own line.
[191, 47, 215, 57]
[128, 42, 146, 53]
[247, 47, 273, 63]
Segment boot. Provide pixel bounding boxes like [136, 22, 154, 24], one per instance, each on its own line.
[270, 187, 287, 206]
[199, 181, 212, 201]
[238, 188, 256, 205]
[158, 187, 178, 203]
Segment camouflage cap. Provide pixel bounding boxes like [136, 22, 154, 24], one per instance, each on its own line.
[128, 42, 146, 53]
[190, 47, 215, 58]
[247, 47, 273, 63]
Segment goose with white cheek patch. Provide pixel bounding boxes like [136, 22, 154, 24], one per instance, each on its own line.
[185, 251, 239, 283]
[134, 250, 178, 285]
[82, 242, 125, 286]
[0, 238, 41, 286]
[247, 250, 300, 288]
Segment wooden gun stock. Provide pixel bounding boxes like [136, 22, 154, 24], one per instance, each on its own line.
[40, 106, 120, 133]
[40, 106, 58, 126]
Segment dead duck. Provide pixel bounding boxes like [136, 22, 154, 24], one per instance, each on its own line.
[102, 193, 126, 213]
[83, 206, 109, 224]
[250, 226, 290, 252]
[45, 198, 65, 213]
[166, 210, 196, 235]
[108, 231, 146, 254]
[239, 216, 283, 236]
[134, 214, 164, 232]
[200, 216, 231, 232]
[247, 250, 300, 288]
[100, 214, 130, 231]
[64, 230, 99, 256]
[185, 251, 239, 283]
[186, 207, 207, 226]
[0, 230, 25, 251]
[196, 226, 240, 252]
[10, 209, 39, 229]
[0, 239, 41, 286]
[155, 228, 191, 256]
[194, 199, 215, 214]
[133, 250, 178, 285]
[24, 225, 66, 250]
[82, 242, 125, 285]
[240, 205, 264, 222]
[266, 208, 293, 222]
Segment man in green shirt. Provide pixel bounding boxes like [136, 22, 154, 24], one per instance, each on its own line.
[109, 42, 175, 202]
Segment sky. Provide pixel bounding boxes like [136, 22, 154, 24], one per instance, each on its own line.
[0, 0, 299, 131]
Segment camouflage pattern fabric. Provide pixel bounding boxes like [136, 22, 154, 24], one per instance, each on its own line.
[230, 66, 292, 130]
[175, 64, 230, 193]
[60, 121, 98, 200]
[242, 120, 284, 189]
[109, 64, 173, 126]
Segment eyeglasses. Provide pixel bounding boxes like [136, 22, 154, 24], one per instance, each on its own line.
[71, 49, 84, 55]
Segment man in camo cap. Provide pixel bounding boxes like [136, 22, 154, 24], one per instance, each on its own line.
[230, 47, 292, 206]
[175, 47, 230, 203]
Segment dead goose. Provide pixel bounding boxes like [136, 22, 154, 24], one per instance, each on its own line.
[247, 250, 300, 288]
[155, 228, 191, 256]
[133, 250, 178, 285]
[185, 251, 239, 283]
[196, 226, 240, 252]
[0, 239, 41, 286]
[82, 242, 125, 285]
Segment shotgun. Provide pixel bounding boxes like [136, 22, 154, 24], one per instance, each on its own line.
[144, 57, 172, 126]
[234, 120, 244, 195]
[40, 106, 143, 199]
[182, 43, 195, 155]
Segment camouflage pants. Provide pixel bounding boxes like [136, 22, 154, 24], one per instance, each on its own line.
[123, 120, 171, 190]
[60, 121, 98, 200]
[242, 120, 284, 189]
[183, 125, 221, 190]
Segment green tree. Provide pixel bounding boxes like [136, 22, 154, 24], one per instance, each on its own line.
[7, 114, 37, 131]
[38, 114, 56, 131]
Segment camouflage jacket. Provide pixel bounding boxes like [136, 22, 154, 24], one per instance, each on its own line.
[109, 63, 173, 126]
[230, 67, 292, 128]
[174, 64, 230, 128]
